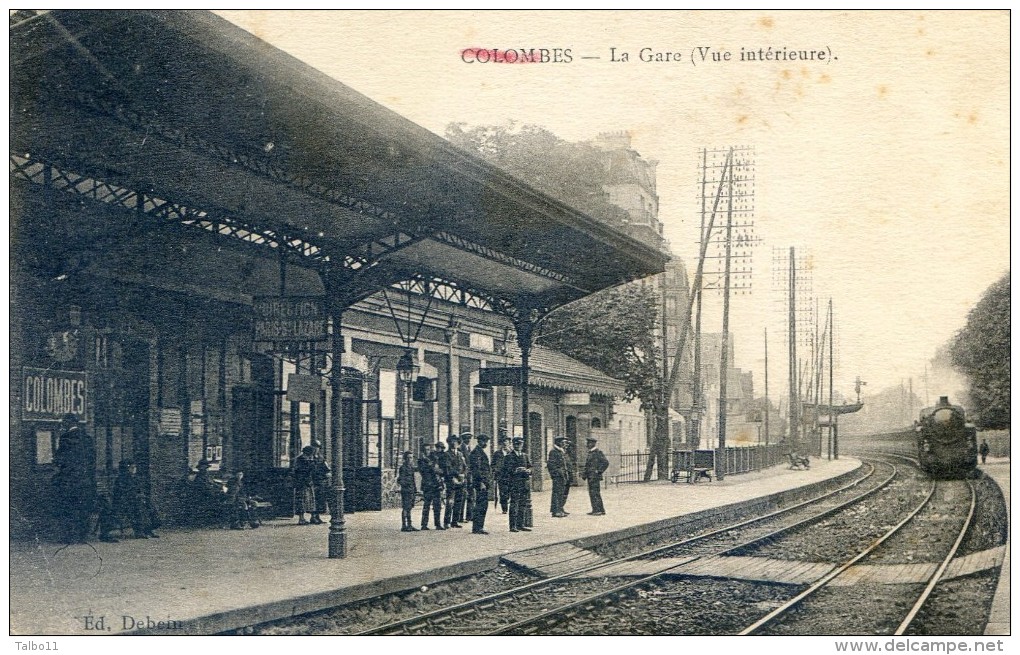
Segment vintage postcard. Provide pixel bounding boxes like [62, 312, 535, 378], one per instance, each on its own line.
[8, 9, 1010, 647]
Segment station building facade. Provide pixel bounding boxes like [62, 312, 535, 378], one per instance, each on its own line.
[10, 10, 659, 543]
[10, 235, 626, 538]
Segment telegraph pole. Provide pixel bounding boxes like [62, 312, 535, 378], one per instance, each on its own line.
[909, 377, 914, 421]
[698, 146, 756, 481]
[788, 247, 798, 449]
[764, 326, 770, 450]
[691, 148, 709, 450]
[827, 298, 834, 461]
[772, 247, 814, 452]
[716, 153, 735, 481]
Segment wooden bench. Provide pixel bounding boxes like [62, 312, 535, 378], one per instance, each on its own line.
[787, 453, 810, 470]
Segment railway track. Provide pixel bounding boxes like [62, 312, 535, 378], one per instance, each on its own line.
[504, 454, 978, 636]
[356, 459, 893, 635]
[493, 455, 977, 636]
[244, 452, 1000, 636]
[750, 452, 979, 632]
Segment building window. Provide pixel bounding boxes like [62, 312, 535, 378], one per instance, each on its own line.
[273, 357, 316, 468]
[35, 429, 54, 465]
[473, 388, 492, 436]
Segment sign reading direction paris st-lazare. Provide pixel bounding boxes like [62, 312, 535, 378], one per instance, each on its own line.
[253, 296, 327, 343]
[22, 367, 88, 421]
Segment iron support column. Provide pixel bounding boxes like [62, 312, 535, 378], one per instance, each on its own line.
[515, 312, 536, 527]
[328, 305, 347, 558]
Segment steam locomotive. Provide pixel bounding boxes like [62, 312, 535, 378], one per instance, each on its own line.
[915, 396, 978, 478]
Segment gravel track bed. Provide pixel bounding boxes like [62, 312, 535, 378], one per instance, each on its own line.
[243, 454, 1002, 636]
[409, 578, 622, 635]
[648, 463, 891, 559]
[865, 481, 970, 565]
[904, 569, 1001, 635]
[592, 464, 874, 561]
[743, 465, 930, 563]
[761, 582, 926, 635]
[243, 466, 874, 636]
[245, 564, 537, 635]
[956, 473, 1008, 557]
[534, 578, 804, 635]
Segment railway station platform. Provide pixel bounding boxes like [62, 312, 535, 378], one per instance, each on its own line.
[10, 457, 860, 635]
[980, 458, 1010, 636]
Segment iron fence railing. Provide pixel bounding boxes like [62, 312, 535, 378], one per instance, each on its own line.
[613, 452, 652, 484]
[611, 445, 784, 484]
[671, 444, 784, 479]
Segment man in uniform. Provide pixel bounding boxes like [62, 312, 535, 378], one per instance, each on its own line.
[442, 435, 467, 528]
[581, 437, 610, 516]
[459, 432, 474, 523]
[398, 450, 418, 532]
[501, 436, 533, 532]
[418, 442, 444, 530]
[546, 435, 572, 518]
[469, 434, 492, 534]
[491, 433, 511, 513]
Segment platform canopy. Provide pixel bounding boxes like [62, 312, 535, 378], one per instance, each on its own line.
[10, 10, 666, 319]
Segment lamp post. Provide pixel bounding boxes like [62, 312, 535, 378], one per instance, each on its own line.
[396, 348, 419, 455]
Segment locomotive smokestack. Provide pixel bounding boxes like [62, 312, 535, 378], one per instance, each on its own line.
[939, 396, 949, 406]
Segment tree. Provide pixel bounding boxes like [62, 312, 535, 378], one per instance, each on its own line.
[950, 273, 1010, 428]
[537, 283, 675, 480]
[447, 121, 681, 479]
[445, 122, 632, 228]
[537, 284, 663, 409]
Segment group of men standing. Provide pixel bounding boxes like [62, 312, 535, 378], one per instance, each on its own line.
[546, 435, 609, 518]
[407, 432, 498, 534]
[399, 431, 610, 535]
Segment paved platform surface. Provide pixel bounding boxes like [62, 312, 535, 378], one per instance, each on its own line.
[980, 458, 1010, 635]
[10, 457, 858, 635]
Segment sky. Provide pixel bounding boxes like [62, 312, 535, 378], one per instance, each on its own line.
[217, 10, 1010, 401]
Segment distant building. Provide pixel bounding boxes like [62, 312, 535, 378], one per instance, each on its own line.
[590, 132, 694, 459]
[698, 333, 758, 446]
[592, 131, 665, 252]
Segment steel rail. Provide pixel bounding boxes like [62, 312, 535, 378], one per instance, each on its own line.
[739, 465, 937, 635]
[490, 460, 899, 636]
[357, 461, 881, 635]
[894, 479, 977, 634]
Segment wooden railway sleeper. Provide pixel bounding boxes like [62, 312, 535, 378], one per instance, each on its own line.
[358, 462, 884, 637]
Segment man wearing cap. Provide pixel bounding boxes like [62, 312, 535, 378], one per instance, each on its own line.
[398, 450, 418, 532]
[459, 432, 475, 523]
[501, 436, 533, 532]
[443, 435, 467, 528]
[418, 443, 444, 530]
[581, 437, 610, 516]
[469, 434, 492, 534]
[491, 434, 511, 514]
[293, 445, 318, 525]
[547, 436, 572, 518]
